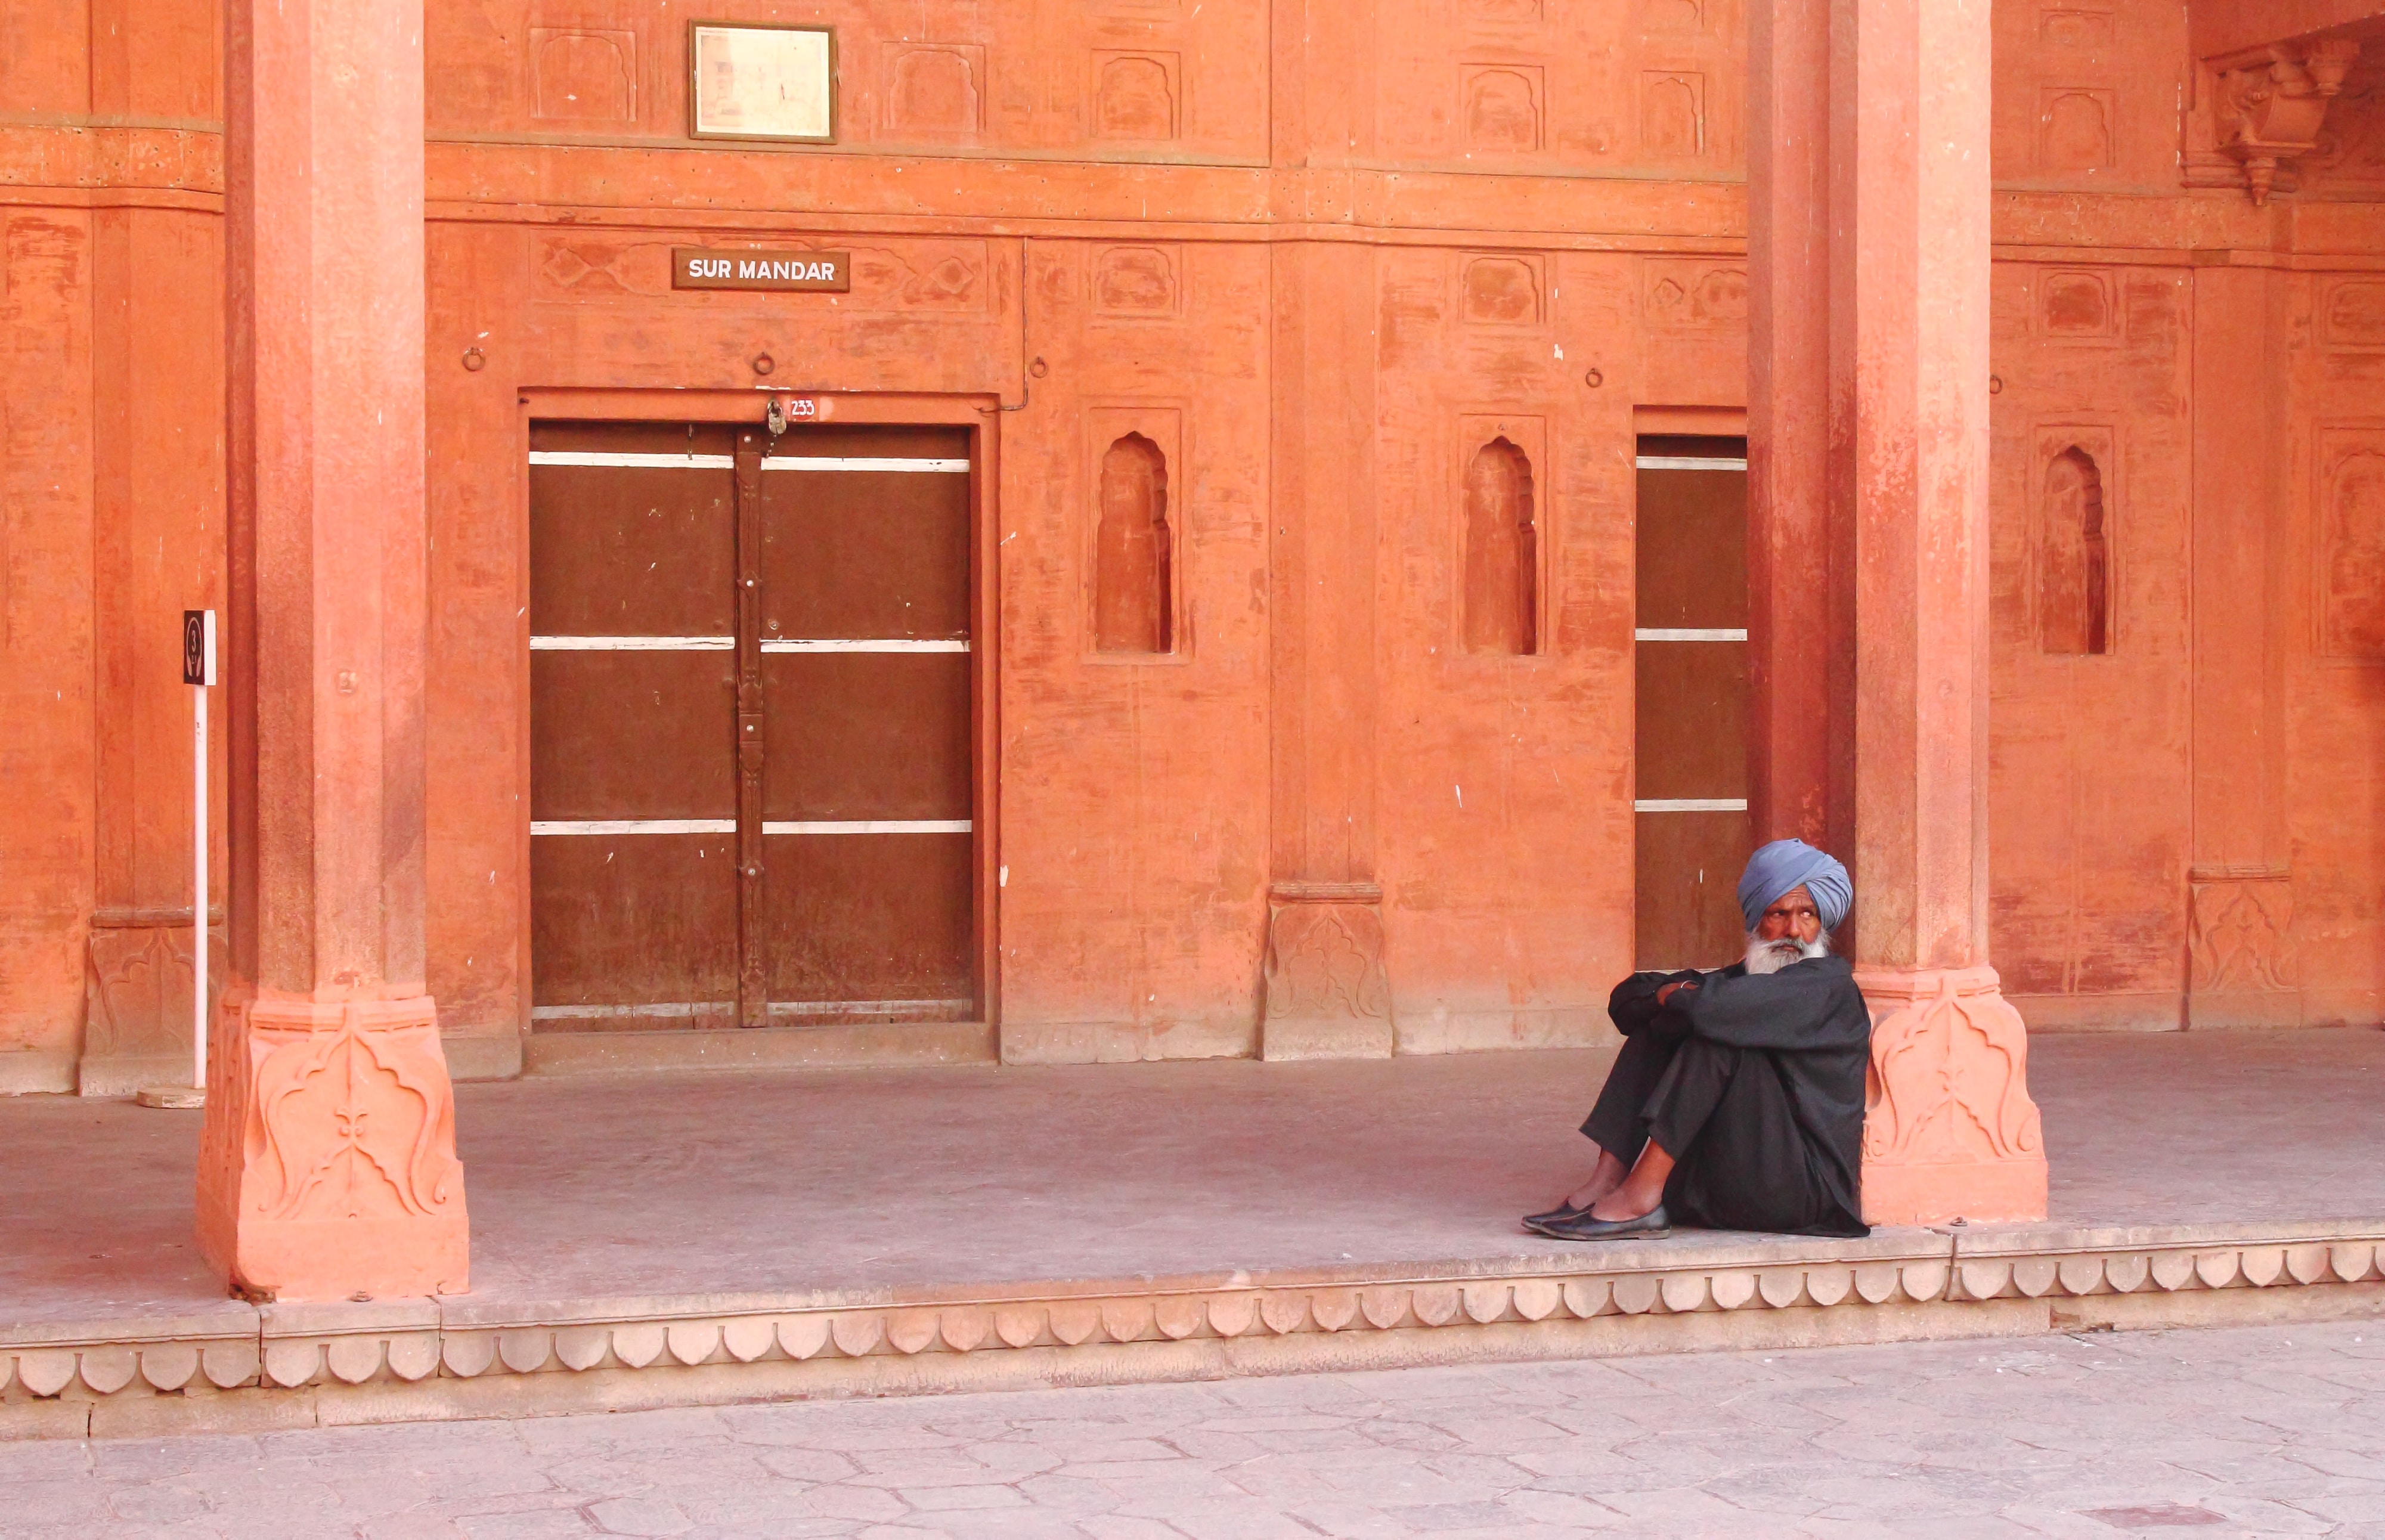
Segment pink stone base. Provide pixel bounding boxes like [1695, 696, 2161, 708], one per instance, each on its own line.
[197, 989, 469, 1300]
[1857, 964, 2051, 1228]
[1861, 1155, 2051, 1228]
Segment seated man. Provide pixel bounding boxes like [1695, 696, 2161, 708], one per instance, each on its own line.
[1525, 838, 1871, 1241]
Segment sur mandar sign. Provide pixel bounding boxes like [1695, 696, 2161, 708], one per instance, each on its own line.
[673, 248, 851, 292]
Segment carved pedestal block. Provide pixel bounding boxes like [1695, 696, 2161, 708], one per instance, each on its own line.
[1260, 882, 1393, 1061]
[1857, 965, 2049, 1226]
[197, 990, 469, 1300]
[80, 910, 227, 1096]
[2188, 866, 2299, 1029]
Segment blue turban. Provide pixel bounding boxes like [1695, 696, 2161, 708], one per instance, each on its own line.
[1737, 839, 1853, 931]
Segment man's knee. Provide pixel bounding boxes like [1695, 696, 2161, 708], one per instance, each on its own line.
[1671, 1036, 1743, 1084]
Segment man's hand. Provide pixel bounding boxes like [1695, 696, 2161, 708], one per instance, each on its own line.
[1656, 979, 1699, 1008]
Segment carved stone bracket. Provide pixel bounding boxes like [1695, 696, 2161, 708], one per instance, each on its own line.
[1260, 882, 1393, 1061]
[2187, 864, 2298, 1028]
[1856, 965, 2049, 1227]
[197, 990, 470, 1300]
[2194, 39, 2364, 204]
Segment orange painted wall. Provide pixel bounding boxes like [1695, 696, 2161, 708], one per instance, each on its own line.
[4, 0, 2383, 1084]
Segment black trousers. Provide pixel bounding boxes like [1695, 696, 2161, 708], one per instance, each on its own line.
[1578, 1024, 1827, 1233]
[1580, 1021, 1737, 1169]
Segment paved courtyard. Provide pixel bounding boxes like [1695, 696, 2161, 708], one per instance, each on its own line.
[4, 1319, 2381, 1538]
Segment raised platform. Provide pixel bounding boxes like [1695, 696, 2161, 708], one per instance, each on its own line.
[5, 1029, 2383, 1439]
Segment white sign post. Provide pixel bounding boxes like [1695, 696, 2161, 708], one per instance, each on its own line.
[188, 609, 213, 1092]
[141, 611, 214, 1110]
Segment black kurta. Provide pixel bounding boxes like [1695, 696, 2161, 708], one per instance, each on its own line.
[1581, 956, 1872, 1237]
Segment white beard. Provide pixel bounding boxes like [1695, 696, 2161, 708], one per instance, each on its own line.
[1744, 929, 1831, 975]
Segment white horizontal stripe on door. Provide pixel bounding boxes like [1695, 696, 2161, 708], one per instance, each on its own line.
[760, 456, 971, 473]
[531, 636, 735, 650]
[767, 998, 975, 1018]
[530, 819, 737, 835]
[760, 638, 970, 653]
[761, 819, 972, 835]
[528, 451, 737, 469]
[1636, 455, 1748, 472]
[1634, 628, 1748, 643]
[529, 1002, 725, 1020]
[1633, 798, 1749, 813]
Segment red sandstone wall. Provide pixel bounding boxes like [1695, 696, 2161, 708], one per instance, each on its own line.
[405, 0, 1759, 1061]
[5, 0, 2384, 1083]
[1987, 261, 2197, 1028]
[990, 241, 1272, 1058]
[2288, 268, 2385, 1028]
[1980, 2, 2385, 1031]
[0, 0, 223, 1092]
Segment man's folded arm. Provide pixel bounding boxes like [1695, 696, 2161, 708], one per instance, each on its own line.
[1674, 965, 1868, 1051]
[1608, 969, 1703, 1037]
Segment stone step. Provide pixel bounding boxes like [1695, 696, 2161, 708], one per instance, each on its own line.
[7, 1217, 2383, 1442]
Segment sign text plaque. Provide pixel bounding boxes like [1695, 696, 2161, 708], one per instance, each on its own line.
[673, 248, 852, 292]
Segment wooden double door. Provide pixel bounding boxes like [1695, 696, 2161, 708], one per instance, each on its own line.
[1634, 434, 1754, 971]
[528, 421, 975, 1030]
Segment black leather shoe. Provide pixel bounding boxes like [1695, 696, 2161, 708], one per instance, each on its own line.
[1537, 1203, 1672, 1242]
[1520, 1203, 1585, 1235]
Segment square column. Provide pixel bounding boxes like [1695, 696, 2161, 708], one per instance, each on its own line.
[2186, 262, 2297, 1027]
[199, 0, 467, 1298]
[1259, 0, 1393, 1059]
[1262, 243, 1390, 1060]
[1751, 0, 2048, 1225]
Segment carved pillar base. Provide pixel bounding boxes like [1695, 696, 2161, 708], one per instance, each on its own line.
[1857, 965, 2049, 1227]
[1260, 882, 1393, 1061]
[2187, 866, 2300, 1029]
[197, 989, 469, 1300]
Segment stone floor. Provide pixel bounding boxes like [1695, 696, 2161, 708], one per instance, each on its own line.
[4, 1318, 2381, 1536]
[3, 1028, 2381, 1326]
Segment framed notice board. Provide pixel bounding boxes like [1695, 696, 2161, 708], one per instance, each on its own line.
[689, 21, 836, 143]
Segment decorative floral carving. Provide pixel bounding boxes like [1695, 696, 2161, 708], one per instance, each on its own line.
[237, 998, 465, 1222]
[82, 916, 224, 1087]
[1460, 256, 1541, 326]
[2188, 867, 2294, 993]
[1092, 246, 1179, 316]
[2321, 439, 2385, 659]
[1857, 965, 2048, 1223]
[1263, 894, 1391, 1025]
[1642, 259, 1748, 329]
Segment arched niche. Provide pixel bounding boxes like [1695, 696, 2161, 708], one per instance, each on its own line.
[1463, 437, 1538, 655]
[2039, 445, 2110, 655]
[1094, 433, 1172, 653]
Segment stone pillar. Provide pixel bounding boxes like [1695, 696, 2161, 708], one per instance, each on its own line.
[1259, 0, 1392, 1059]
[199, 0, 468, 1299]
[1745, 0, 1853, 858]
[1751, 0, 2048, 1224]
[2186, 261, 2297, 1027]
